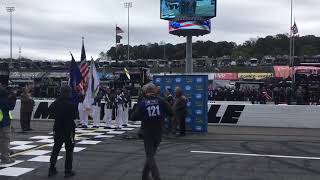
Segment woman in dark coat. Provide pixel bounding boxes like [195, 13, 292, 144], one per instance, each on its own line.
[20, 88, 35, 132]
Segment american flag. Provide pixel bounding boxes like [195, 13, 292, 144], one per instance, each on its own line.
[116, 25, 124, 34]
[291, 21, 299, 35]
[79, 38, 89, 93]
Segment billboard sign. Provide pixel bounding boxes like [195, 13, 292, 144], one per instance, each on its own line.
[238, 73, 273, 80]
[215, 73, 238, 80]
[161, 0, 217, 20]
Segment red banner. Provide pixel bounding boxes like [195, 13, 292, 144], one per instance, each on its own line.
[215, 73, 238, 80]
[274, 66, 320, 79]
[273, 66, 291, 78]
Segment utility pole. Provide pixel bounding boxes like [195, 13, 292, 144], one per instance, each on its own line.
[186, 35, 193, 73]
[124, 2, 132, 61]
[19, 46, 21, 70]
[6, 7, 15, 69]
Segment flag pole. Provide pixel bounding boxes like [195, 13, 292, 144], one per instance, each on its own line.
[116, 24, 119, 64]
[290, 0, 294, 89]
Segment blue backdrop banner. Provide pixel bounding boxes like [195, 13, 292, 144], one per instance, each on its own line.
[153, 75, 208, 132]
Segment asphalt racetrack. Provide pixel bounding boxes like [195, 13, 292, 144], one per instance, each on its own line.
[1, 120, 320, 180]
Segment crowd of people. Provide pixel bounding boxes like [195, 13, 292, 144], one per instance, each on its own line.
[208, 85, 317, 105]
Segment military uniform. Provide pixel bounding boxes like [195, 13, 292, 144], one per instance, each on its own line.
[122, 92, 129, 126]
[92, 96, 101, 128]
[78, 94, 88, 128]
[115, 94, 124, 129]
[104, 92, 115, 128]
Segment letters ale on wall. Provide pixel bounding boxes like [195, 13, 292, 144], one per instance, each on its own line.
[208, 105, 245, 124]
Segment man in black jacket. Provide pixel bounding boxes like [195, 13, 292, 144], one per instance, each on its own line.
[131, 83, 173, 180]
[48, 86, 77, 178]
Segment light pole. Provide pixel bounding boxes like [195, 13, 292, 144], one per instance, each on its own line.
[6, 7, 15, 69]
[124, 2, 132, 61]
[160, 41, 166, 60]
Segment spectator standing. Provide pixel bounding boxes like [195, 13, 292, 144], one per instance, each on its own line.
[249, 89, 258, 104]
[279, 86, 286, 103]
[20, 88, 35, 132]
[165, 89, 174, 133]
[0, 87, 16, 164]
[208, 89, 213, 101]
[295, 86, 305, 105]
[273, 86, 279, 105]
[48, 86, 77, 178]
[172, 87, 188, 137]
[286, 87, 292, 105]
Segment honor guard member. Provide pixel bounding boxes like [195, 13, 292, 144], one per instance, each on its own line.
[131, 83, 173, 180]
[78, 93, 88, 128]
[115, 90, 124, 129]
[92, 91, 102, 128]
[49, 86, 76, 178]
[104, 88, 114, 129]
[122, 90, 129, 127]
[0, 87, 16, 164]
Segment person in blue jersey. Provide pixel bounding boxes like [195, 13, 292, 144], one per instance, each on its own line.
[131, 83, 173, 180]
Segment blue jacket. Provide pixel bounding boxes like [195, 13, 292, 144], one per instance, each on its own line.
[0, 96, 16, 128]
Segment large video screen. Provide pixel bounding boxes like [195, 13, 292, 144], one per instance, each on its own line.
[161, 0, 216, 20]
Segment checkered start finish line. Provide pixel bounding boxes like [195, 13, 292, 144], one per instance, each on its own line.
[0, 122, 140, 177]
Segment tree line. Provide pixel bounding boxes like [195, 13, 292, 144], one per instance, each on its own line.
[101, 34, 320, 60]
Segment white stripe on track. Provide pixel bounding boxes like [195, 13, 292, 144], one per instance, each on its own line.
[191, 151, 320, 160]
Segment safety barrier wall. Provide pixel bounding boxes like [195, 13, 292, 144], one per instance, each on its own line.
[12, 100, 320, 129]
[208, 102, 320, 128]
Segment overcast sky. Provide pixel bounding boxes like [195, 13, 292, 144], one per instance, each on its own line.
[0, 0, 319, 60]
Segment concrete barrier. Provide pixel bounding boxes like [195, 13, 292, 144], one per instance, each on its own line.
[12, 100, 320, 129]
[208, 102, 320, 128]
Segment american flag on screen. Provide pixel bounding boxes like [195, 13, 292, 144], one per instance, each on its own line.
[169, 21, 211, 32]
